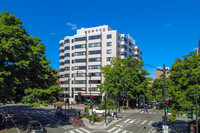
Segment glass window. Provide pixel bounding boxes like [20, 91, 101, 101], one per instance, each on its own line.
[107, 49, 112, 54]
[107, 57, 111, 61]
[89, 88, 100, 91]
[107, 42, 112, 46]
[64, 73, 70, 77]
[72, 46, 74, 50]
[75, 44, 86, 49]
[88, 65, 101, 69]
[65, 46, 70, 50]
[60, 62, 64, 66]
[89, 50, 101, 55]
[64, 39, 70, 43]
[74, 59, 86, 63]
[89, 42, 101, 47]
[72, 80, 86, 84]
[89, 72, 101, 76]
[65, 53, 70, 57]
[71, 39, 74, 43]
[89, 80, 101, 84]
[75, 51, 86, 56]
[75, 37, 86, 42]
[89, 35, 101, 40]
[74, 88, 86, 91]
[72, 60, 74, 64]
[72, 73, 86, 77]
[89, 57, 101, 62]
[65, 60, 70, 64]
[107, 34, 112, 39]
[64, 67, 70, 71]
[74, 66, 86, 70]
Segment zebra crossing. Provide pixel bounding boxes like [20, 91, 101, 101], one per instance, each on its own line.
[65, 128, 91, 133]
[123, 118, 154, 126]
[107, 127, 132, 133]
[139, 110, 163, 115]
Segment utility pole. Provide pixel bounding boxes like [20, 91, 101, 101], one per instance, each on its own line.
[163, 64, 167, 125]
[196, 91, 198, 133]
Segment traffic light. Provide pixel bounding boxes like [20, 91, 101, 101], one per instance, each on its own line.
[187, 106, 193, 119]
[78, 92, 81, 101]
[103, 96, 105, 102]
[190, 124, 195, 133]
[78, 92, 81, 96]
[139, 95, 145, 106]
[164, 103, 168, 112]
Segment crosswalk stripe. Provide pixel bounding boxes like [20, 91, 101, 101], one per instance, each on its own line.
[68, 131, 75, 133]
[147, 121, 154, 125]
[108, 127, 117, 132]
[122, 131, 128, 133]
[79, 128, 90, 133]
[135, 120, 141, 124]
[153, 112, 156, 114]
[129, 119, 137, 123]
[123, 119, 131, 123]
[140, 111, 144, 113]
[149, 112, 152, 114]
[113, 129, 122, 133]
[141, 120, 147, 125]
[75, 129, 84, 133]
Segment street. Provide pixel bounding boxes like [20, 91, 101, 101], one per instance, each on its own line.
[0, 105, 188, 133]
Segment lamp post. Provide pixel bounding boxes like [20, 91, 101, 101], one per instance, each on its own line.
[140, 64, 168, 125]
[104, 91, 107, 126]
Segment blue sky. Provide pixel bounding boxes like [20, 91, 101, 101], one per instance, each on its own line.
[1, 0, 200, 77]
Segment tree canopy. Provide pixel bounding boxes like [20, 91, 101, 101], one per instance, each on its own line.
[0, 11, 61, 106]
[150, 52, 200, 121]
[98, 56, 149, 107]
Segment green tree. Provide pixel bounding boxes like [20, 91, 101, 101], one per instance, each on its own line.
[150, 52, 200, 122]
[98, 56, 149, 107]
[0, 11, 61, 106]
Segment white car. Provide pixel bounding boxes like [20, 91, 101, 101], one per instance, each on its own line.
[93, 108, 106, 114]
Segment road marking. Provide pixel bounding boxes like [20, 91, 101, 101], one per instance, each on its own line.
[122, 131, 128, 133]
[41, 113, 63, 128]
[108, 127, 117, 132]
[141, 120, 147, 125]
[153, 112, 156, 114]
[149, 112, 152, 114]
[129, 119, 137, 123]
[148, 127, 154, 133]
[75, 129, 84, 133]
[135, 120, 141, 124]
[123, 119, 131, 123]
[147, 121, 154, 125]
[113, 128, 122, 133]
[79, 128, 90, 133]
[68, 131, 76, 133]
[140, 111, 144, 113]
[10, 117, 20, 133]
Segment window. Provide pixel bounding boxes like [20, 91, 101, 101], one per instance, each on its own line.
[74, 88, 86, 91]
[89, 50, 101, 55]
[72, 73, 86, 77]
[89, 72, 101, 76]
[60, 68, 64, 72]
[89, 57, 101, 62]
[59, 43, 64, 47]
[65, 53, 70, 57]
[89, 42, 101, 47]
[64, 39, 70, 43]
[124, 52, 127, 57]
[96, 29, 98, 32]
[72, 53, 74, 57]
[75, 51, 86, 56]
[89, 88, 100, 91]
[89, 80, 101, 84]
[60, 80, 69, 84]
[107, 42, 112, 46]
[60, 56, 64, 59]
[64, 67, 70, 71]
[107, 57, 111, 61]
[107, 34, 112, 39]
[65, 60, 70, 64]
[124, 45, 127, 50]
[72, 80, 86, 84]
[103, 28, 105, 32]
[129, 42, 132, 47]
[107, 49, 112, 54]
[75, 44, 86, 49]
[89, 35, 101, 40]
[60, 62, 64, 66]
[74, 59, 86, 63]
[88, 65, 101, 69]
[72, 46, 74, 50]
[65, 46, 70, 50]
[71, 39, 74, 43]
[64, 74, 70, 77]
[74, 66, 86, 70]
[75, 37, 86, 42]
[129, 48, 132, 53]
[72, 60, 74, 64]
[92, 30, 94, 32]
[60, 49, 64, 53]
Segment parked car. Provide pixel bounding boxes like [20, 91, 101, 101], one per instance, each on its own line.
[27, 121, 47, 133]
[93, 108, 106, 114]
[0, 110, 5, 127]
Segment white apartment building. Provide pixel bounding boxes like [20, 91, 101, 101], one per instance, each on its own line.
[59, 25, 142, 104]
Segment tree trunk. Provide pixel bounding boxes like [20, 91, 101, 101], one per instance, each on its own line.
[126, 96, 129, 107]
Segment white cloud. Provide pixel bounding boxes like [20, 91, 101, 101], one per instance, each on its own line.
[51, 33, 55, 35]
[67, 22, 77, 30]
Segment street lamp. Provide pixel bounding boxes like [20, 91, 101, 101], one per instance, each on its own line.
[140, 64, 168, 125]
[104, 91, 107, 126]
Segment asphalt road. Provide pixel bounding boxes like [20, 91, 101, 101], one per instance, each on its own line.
[0, 105, 188, 133]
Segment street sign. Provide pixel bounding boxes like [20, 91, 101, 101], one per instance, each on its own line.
[162, 125, 168, 133]
[89, 109, 92, 116]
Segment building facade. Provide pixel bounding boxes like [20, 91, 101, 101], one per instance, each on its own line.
[59, 25, 142, 104]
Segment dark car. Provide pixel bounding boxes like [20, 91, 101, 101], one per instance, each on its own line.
[27, 121, 47, 133]
[0, 110, 5, 127]
[188, 120, 200, 133]
[147, 103, 154, 109]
